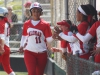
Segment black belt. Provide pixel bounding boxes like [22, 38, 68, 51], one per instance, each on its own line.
[37, 51, 47, 53]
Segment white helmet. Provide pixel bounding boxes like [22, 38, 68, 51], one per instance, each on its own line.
[30, 2, 42, 11]
[0, 7, 8, 17]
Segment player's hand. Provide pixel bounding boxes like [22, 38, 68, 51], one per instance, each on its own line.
[62, 52, 72, 61]
[19, 47, 24, 53]
[52, 32, 58, 39]
[62, 52, 67, 61]
[56, 36, 63, 40]
[51, 47, 62, 52]
[91, 47, 100, 56]
[54, 26, 62, 34]
[52, 32, 63, 40]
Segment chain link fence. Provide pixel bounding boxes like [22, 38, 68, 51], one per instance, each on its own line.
[66, 54, 100, 75]
[51, 0, 97, 72]
[68, 0, 90, 24]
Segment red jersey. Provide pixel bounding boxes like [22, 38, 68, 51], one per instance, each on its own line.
[61, 31, 73, 53]
[22, 19, 52, 52]
[88, 21, 100, 47]
[0, 19, 10, 47]
[73, 21, 89, 55]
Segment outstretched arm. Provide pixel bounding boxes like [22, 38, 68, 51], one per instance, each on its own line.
[54, 26, 78, 42]
[59, 32, 78, 42]
[76, 33, 93, 43]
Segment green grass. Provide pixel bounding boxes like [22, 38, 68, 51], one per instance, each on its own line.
[0, 71, 28, 75]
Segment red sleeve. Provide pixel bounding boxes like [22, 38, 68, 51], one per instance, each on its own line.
[44, 23, 52, 38]
[22, 23, 28, 36]
[88, 21, 100, 37]
[0, 20, 5, 34]
[61, 40, 67, 48]
[77, 22, 89, 35]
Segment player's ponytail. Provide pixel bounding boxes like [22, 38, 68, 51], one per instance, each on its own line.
[86, 4, 98, 27]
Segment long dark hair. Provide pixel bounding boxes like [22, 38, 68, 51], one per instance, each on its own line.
[86, 4, 98, 45]
[86, 4, 98, 27]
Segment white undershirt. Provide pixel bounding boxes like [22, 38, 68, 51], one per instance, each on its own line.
[31, 20, 40, 26]
[76, 33, 93, 43]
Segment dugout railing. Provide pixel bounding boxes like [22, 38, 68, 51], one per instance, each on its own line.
[65, 53, 100, 75]
[45, 53, 100, 75]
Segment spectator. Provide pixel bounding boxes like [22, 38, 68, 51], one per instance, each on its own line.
[15, 8, 31, 41]
[6, 6, 19, 36]
[23, 1, 32, 22]
[23, 8, 31, 22]
[19, 2, 53, 75]
[24, 1, 32, 8]
[7, 6, 18, 23]
[0, 7, 15, 75]
[16, 6, 31, 40]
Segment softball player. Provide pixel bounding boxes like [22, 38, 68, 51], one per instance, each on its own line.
[19, 2, 53, 75]
[54, 5, 94, 59]
[0, 7, 15, 75]
[76, 21, 100, 63]
[51, 20, 73, 75]
[51, 20, 73, 54]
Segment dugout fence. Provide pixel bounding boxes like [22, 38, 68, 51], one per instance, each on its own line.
[65, 53, 100, 75]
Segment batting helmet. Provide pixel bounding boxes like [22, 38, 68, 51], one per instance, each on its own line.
[30, 2, 43, 11]
[0, 7, 8, 17]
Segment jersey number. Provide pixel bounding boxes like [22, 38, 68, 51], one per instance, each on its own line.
[35, 36, 41, 43]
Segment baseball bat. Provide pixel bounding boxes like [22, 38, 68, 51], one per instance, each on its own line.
[0, 50, 19, 56]
[10, 50, 19, 54]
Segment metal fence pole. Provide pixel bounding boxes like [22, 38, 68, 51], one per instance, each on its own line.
[22, 0, 24, 22]
[4, 0, 7, 7]
[89, 56, 94, 75]
[75, 51, 80, 75]
[50, 0, 54, 26]
[65, 0, 68, 19]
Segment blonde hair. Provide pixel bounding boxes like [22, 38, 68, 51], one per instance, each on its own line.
[7, 6, 13, 11]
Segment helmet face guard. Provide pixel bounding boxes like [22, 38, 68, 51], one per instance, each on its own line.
[0, 7, 8, 17]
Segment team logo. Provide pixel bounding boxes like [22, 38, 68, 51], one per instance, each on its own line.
[34, 3, 38, 6]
